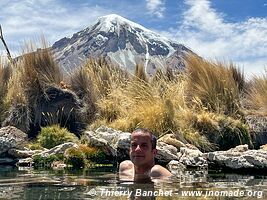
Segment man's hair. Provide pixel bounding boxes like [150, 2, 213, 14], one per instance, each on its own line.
[132, 128, 157, 149]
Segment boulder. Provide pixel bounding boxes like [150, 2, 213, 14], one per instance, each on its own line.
[156, 142, 180, 164]
[0, 126, 28, 155]
[16, 157, 33, 167]
[82, 130, 117, 157]
[82, 126, 131, 159]
[246, 115, 267, 148]
[207, 144, 267, 170]
[8, 148, 43, 158]
[3, 86, 87, 137]
[166, 160, 186, 174]
[158, 134, 186, 151]
[36, 142, 78, 158]
[179, 147, 207, 168]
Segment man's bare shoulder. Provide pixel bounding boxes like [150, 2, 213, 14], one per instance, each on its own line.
[150, 164, 172, 178]
[119, 160, 134, 180]
[119, 160, 134, 172]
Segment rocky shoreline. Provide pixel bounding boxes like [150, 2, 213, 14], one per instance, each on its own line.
[0, 125, 267, 173]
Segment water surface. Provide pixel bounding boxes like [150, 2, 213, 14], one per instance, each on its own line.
[0, 166, 266, 199]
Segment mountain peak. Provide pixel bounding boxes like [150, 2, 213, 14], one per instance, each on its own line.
[52, 14, 193, 74]
[95, 14, 149, 33]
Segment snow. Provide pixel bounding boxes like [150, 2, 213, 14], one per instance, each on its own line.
[52, 14, 189, 74]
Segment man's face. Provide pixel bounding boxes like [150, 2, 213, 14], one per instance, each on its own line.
[129, 131, 157, 167]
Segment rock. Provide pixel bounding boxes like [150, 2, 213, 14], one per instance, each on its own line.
[3, 86, 88, 137]
[158, 134, 186, 151]
[8, 148, 43, 158]
[16, 157, 33, 167]
[82, 130, 117, 157]
[0, 126, 28, 155]
[207, 144, 267, 170]
[166, 160, 186, 174]
[246, 115, 267, 148]
[83, 126, 181, 164]
[156, 142, 181, 164]
[83, 126, 131, 159]
[179, 147, 207, 168]
[116, 133, 131, 162]
[36, 142, 79, 158]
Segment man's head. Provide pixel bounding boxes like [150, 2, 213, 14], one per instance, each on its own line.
[129, 128, 157, 167]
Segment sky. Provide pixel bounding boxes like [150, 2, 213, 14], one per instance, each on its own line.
[0, 0, 266, 77]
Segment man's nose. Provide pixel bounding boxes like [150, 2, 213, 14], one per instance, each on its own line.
[135, 145, 142, 151]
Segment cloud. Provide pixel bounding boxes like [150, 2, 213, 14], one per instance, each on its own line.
[0, 0, 110, 55]
[145, 0, 166, 18]
[166, 0, 267, 77]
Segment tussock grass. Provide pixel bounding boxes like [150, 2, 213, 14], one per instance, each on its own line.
[86, 57, 252, 151]
[1, 40, 255, 151]
[6, 44, 62, 106]
[70, 67, 96, 123]
[186, 55, 244, 118]
[245, 72, 267, 115]
[83, 58, 129, 98]
[4, 42, 63, 132]
[0, 60, 11, 123]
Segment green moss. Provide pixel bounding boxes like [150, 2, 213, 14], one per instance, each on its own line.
[37, 125, 78, 149]
[33, 154, 64, 168]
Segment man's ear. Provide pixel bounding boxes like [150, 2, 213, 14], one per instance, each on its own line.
[152, 149, 157, 156]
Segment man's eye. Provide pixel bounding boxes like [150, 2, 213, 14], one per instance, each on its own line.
[141, 144, 148, 147]
[131, 144, 137, 147]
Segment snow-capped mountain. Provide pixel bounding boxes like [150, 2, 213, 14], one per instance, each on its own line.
[52, 14, 193, 76]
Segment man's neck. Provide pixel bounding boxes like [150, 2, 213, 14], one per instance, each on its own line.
[134, 161, 155, 174]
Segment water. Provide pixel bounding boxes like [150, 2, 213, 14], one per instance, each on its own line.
[0, 166, 266, 200]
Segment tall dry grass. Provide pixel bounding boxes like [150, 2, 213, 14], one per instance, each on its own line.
[186, 55, 244, 118]
[4, 43, 63, 132]
[245, 72, 267, 115]
[82, 58, 129, 98]
[0, 59, 12, 123]
[70, 67, 96, 124]
[6, 44, 62, 106]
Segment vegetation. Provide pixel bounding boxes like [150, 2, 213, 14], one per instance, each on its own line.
[244, 72, 267, 115]
[32, 144, 106, 169]
[1, 41, 265, 153]
[37, 125, 78, 149]
[33, 153, 64, 168]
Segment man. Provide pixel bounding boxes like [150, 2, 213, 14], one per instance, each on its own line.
[119, 128, 172, 181]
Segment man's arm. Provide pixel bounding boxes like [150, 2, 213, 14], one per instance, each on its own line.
[119, 160, 134, 177]
[150, 165, 172, 178]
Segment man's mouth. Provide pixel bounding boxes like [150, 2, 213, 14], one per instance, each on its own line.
[133, 155, 145, 158]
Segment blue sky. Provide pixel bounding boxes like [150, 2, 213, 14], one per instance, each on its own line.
[0, 0, 266, 77]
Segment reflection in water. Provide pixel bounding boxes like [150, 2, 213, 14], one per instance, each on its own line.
[0, 166, 266, 199]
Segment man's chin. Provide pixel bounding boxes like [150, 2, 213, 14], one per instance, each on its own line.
[132, 156, 145, 163]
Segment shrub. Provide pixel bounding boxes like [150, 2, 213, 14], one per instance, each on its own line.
[33, 154, 64, 168]
[78, 144, 106, 163]
[217, 115, 252, 150]
[37, 125, 78, 149]
[190, 111, 251, 150]
[64, 147, 85, 168]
